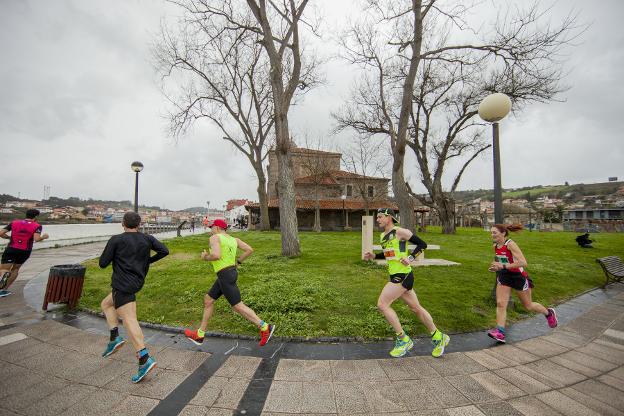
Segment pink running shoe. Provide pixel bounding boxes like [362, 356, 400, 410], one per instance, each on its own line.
[546, 308, 558, 328]
[487, 328, 506, 343]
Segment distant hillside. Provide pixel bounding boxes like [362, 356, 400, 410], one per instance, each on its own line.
[452, 181, 623, 202]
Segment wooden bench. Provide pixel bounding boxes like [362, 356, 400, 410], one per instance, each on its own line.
[597, 256, 624, 288]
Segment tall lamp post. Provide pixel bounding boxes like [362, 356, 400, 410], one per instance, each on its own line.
[478, 93, 512, 224]
[131, 161, 144, 213]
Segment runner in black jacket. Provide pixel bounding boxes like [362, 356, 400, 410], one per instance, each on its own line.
[99, 212, 169, 383]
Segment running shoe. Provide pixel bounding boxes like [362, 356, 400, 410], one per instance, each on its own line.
[0, 271, 10, 289]
[487, 328, 506, 343]
[102, 336, 126, 357]
[131, 357, 156, 383]
[184, 328, 204, 345]
[432, 333, 450, 357]
[0, 290, 12, 298]
[390, 336, 414, 358]
[546, 308, 558, 328]
[259, 324, 275, 346]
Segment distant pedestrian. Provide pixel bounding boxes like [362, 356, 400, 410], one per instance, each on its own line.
[184, 219, 275, 347]
[0, 209, 49, 297]
[99, 212, 169, 383]
[487, 224, 558, 343]
[190, 218, 196, 233]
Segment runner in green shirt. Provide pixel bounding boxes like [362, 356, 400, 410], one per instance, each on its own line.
[364, 208, 449, 358]
[184, 219, 274, 346]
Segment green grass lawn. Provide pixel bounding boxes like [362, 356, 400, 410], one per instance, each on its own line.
[80, 228, 624, 339]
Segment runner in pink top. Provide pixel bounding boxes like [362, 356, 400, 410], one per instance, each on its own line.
[487, 224, 557, 343]
[0, 209, 49, 297]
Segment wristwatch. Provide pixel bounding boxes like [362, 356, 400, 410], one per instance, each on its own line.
[407, 255, 415, 262]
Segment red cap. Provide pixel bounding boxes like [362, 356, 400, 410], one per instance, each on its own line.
[208, 219, 228, 229]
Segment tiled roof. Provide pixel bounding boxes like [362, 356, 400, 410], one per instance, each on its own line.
[246, 198, 398, 210]
[294, 170, 389, 185]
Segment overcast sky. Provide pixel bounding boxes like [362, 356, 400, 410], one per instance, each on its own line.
[1, 0, 622, 211]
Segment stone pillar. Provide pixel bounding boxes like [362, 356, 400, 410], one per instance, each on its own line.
[362, 215, 373, 259]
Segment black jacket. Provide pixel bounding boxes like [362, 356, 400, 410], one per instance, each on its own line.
[99, 232, 169, 293]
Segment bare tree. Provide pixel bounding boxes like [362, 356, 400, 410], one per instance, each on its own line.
[246, 0, 320, 255]
[153, 6, 273, 230]
[335, 0, 581, 233]
[340, 136, 391, 215]
[156, 0, 320, 255]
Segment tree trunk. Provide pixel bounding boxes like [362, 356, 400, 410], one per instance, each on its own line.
[392, 165, 415, 230]
[275, 117, 300, 256]
[313, 188, 321, 232]
[254, 165, 270, 231]
[435, 196, 456, 234]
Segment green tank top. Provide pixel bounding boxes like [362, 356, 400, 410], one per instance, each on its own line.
[380, 226, 411, 275]
[211, 233, 237, 272]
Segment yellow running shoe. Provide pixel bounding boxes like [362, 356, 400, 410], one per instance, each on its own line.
[390, 336, 414, 358]
[431, 333, 450, 357]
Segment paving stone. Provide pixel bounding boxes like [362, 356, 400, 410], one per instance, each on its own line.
[0, 375, 68, 412]
[582, 306, 623, 323]
[360, 381, 410, 413]
[49, 330, 107, 355]
[179, 405, 208, 416]
[535, 390, 602, 416]
[517, 359, 586, 387]
[482, 345, 539, 366]
[205, 409, 234, 416]
[108, 342, 166, 364]
[598, 373, 624, 392]
[470, 372, 524, 400]
[571, 379, 624, 410]
[464, 351, 508, 370]
[508, 396, 564, 416]
[425, 352, 487, 376]
[493, 367, 551, 395]
[0, 336, 44, 359]
[110, 395, 160, 416]
[547, 355, 602, 377]
[333, 382, 371, 414]
[214, 355, 262, 379]
[154, 346, 210, 372]
[300, 381, 337, 413]
[394, 378, 469, 411]
[606, 365, 624, 381]
[78, 358, 137, 387]
[412, 410, 447, 416]
[257, 380, 302, 413]
[53, 350, 109, 381]
[564, 317, 610, 338]
[330, 359, 388, 381]
[446, 375, 501, 403]
[557, 350, 618, 373]
[541, 330, 588, 349]
[477, 402, 524, 416]
[378, 356, 440, 379]
[595, 337, 624, 351]
[273, 358, 332, 381]
[19, 320, 82, 342]
[22, 383, 99, 416]
[0, 366, 44, 399]
[190, 376, 249, 408]
[62, 388, 128, 416]
[105, 367, 190, 400]
[446, 405, 486, 416]
[13, 343, 71, 375]
[560, 386, 623, 416]
[605, 328, 624, 342]
[576, 341, 624, 364]
[514, 338, 568, 357]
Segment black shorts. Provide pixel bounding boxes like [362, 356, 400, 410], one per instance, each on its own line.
[208, 266, 241, 306]
[389, 271, 414, 290]
[497, 271, 534, 291]
[112, 289, 136, 309]
[1, 247, 31, 265]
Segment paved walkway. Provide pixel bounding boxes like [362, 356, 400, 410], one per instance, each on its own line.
[1, 243, 623, 415]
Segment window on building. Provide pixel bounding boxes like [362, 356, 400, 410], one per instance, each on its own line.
[346, 185, 352, 197]
[367, 185, 374, 198]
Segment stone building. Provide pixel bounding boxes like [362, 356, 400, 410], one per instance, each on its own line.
[247, 147, 398, 230]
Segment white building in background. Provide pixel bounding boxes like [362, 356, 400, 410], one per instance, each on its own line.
[225, 205, 248, 227]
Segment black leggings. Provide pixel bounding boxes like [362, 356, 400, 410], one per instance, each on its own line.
[207, 266, 242, 306]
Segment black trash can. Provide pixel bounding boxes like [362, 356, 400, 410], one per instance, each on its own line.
[42, 264, 86, 311]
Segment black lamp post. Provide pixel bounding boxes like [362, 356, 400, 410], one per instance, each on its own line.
[341, 195, 347, 229]
[131, 161, 144, 213]
[478, 93, 512, 224]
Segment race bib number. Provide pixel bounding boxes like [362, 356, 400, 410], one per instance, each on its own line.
[383, 248, 397, 260]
